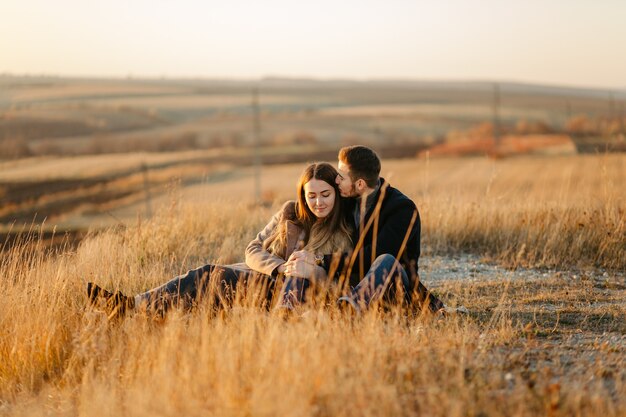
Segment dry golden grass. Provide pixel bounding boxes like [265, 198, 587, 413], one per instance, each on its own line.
[387, 154, 625, 270]
[1, 154, 625, 416]
[168, 154, 625, 270]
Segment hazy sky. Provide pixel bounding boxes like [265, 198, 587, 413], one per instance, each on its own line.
[2, 0, 625, 89]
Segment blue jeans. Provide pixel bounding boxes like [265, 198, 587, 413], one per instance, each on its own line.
[346, 254, 444, 312]
[276, 276, 311, 309]
[277, 254, 444, 312]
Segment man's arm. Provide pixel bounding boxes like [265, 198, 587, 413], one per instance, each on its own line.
[355, 200, 420, 274]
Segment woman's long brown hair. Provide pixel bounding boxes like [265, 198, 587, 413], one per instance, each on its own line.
[265, 162, 352, 257]
[295, 163, 351, 253]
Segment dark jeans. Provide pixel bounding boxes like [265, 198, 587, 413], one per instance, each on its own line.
[277, 254, 444, 313]
[277, 276, 312, 309]
[346, 254, 444, 312]
[137, 264, 276, 314]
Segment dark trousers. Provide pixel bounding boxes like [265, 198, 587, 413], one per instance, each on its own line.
[277, 276, 312, 309]
[276, 254, 444, 313]
[347, 254, 444, 312]
[137, 264, 276, 314]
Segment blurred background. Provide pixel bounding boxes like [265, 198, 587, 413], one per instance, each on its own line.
[1, 0, 625, 244]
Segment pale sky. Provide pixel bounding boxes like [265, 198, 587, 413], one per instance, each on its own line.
[2, 0, 625, 89]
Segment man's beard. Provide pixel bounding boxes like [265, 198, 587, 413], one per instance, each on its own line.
[345, 183, 358, 198]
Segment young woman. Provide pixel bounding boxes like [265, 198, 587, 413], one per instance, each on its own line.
[87, 162, 353, 319]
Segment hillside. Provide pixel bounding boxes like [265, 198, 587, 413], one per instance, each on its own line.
[2, 76, 624, 159]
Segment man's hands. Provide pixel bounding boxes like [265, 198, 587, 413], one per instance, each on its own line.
[280, 250, 323, 279]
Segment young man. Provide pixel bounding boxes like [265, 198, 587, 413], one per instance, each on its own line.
[292, 145, 445, 313]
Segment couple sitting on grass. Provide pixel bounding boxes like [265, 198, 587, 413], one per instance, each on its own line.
[88, 145, 450, 319]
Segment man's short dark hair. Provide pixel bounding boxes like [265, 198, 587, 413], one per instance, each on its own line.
[338, 145, 381, 188]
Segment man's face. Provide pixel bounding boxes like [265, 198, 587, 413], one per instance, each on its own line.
[336, 160, 359, 197]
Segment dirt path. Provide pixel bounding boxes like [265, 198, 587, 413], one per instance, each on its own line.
[421, 253, 624, 286]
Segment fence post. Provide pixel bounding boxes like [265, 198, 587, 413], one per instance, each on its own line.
[141, 162, 152, 218]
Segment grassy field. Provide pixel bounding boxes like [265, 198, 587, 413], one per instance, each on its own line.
[0, 152, 624, 416]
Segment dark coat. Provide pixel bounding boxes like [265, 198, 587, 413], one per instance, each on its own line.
[320, 179, 443, 311]
[344, 178, 421, 282]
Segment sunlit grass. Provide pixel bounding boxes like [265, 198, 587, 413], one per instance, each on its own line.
[0, 154, 624, 416]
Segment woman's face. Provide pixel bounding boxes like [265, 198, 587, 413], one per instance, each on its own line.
[303, 178, 336, 219]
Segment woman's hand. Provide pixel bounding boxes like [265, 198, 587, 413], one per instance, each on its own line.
[287, 250, 319, 266]
[283, 257, 322, 280]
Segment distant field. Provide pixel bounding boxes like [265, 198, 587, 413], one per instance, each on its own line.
[2, 75, 624, 158]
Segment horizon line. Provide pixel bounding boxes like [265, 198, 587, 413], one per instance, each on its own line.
[2, 71, 625, 94]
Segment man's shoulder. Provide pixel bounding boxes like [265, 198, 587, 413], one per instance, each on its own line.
[380, 180, 416, 211]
